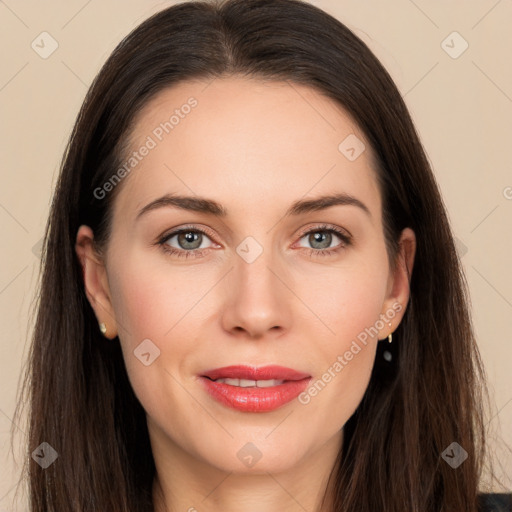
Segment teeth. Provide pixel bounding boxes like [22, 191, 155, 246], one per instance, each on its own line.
[256, 379, 283, 388]
[214, 378, 285, 387]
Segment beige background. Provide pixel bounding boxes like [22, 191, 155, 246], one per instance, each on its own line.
[1, 0, 511, 509]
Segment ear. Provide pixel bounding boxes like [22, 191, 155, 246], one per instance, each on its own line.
[75, 225, 118, 339]
[378, 227, 416, 339]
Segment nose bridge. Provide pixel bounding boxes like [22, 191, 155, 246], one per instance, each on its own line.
[235, 234, 282, 302]
[221, 234, 292, 336]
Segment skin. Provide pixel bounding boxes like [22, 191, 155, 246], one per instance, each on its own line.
[75, 76, 416, 512]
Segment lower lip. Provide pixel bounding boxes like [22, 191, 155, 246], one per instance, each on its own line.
[199, 377, 311, 412]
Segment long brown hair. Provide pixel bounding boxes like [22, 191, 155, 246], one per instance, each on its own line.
[11, 0, 507, 510]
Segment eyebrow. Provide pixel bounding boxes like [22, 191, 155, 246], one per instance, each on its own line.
[135, 192, 371, 220]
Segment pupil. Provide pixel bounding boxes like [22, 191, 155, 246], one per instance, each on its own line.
[179, 231, 200, 249]
[311, 231, 331, 249]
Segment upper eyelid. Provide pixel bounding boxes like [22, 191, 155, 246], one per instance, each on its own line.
[297, 223, 351, 239]
[159, 224, 218, 245]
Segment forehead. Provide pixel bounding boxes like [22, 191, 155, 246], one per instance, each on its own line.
[112, 76, 381, 223]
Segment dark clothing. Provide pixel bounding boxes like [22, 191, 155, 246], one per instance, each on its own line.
[478, 493, 512, 511]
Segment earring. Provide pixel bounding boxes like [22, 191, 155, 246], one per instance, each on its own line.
[99, 322, 107, 335]
[388, 322, 393, 343]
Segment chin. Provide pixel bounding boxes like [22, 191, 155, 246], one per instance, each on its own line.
[192, 432, 314, 475]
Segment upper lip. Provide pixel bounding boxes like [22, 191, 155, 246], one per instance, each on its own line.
[201, 365, 310, 381]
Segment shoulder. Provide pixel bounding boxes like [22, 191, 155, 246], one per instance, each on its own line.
[477, 493, 512, 512]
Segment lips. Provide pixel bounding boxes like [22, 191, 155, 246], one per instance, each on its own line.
[201, 365, 310, 382]
[199, 365, 311, 413]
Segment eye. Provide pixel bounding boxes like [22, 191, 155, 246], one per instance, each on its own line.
[296, 224, 352, 257]
[156, 223, 352, 260]
[157, 225, 217, 259]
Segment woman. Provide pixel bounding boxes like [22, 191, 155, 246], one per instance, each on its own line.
[12, 0, 511, 510]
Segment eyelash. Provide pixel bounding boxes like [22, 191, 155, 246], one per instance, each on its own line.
[156, 224, 352, 259]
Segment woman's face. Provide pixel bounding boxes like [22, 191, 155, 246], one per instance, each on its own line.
[77, 77, 414, 477]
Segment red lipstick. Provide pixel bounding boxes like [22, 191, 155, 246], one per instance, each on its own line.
[199, 365, 311, 413]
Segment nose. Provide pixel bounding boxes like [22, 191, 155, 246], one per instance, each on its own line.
[220, 243, 293, 340]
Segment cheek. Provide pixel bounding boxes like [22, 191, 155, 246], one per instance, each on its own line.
[301, 256, 389, 350]
[294, 254, 388, 421]
[106, 254, 203, 435]
[108, 248, 202, 341]
[106, 252, 191, 384]
[109, 267, 167, 342]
